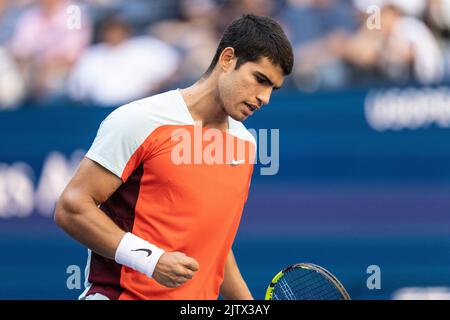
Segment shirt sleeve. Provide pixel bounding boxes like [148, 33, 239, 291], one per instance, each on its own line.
[85, 103, 152, 182]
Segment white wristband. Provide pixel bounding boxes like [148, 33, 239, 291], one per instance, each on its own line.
[114, 232, 165, 278]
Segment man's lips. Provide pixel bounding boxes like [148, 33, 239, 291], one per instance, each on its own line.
[244, 102, 258, 112]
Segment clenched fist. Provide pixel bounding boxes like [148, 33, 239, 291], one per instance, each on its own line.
[153, 252, 199, 288]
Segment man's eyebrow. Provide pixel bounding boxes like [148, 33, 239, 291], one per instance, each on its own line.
[254, 71, 281, 90]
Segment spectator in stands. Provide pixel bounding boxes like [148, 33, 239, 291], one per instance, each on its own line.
[80, 0, 178, 32]
[0, 0, 31, 45]
[425, 0, 450, 38]
[0, 47, 25, 109]
[9, 0, 92, 102]
[424, 0, 450, 80]
[279, 0, 357, 48]
[328, 0, 444, 85]
[280, 0, 358, 91]
[0, 0, 30, 108]
[67, 15, 180, 106]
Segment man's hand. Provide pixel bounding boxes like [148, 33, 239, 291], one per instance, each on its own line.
[153, 252, 199, 288]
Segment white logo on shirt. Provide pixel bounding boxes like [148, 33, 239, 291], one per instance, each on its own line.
[230, 159, 245, 166]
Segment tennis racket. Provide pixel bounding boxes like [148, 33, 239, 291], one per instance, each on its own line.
[265, 263, 351, 300]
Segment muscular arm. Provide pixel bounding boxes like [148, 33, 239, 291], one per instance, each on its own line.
[54, 157, 199, 287]
[220, 250, 253, 300]
[54, 157, 125, 259]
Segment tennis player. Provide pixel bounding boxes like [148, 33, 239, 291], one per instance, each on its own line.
[55, 14, 293, 300]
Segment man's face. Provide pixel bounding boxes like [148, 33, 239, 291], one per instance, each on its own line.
[218, 56, 284, 122]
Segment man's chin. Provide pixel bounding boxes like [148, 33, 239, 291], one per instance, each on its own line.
[229, 111, 248, 122]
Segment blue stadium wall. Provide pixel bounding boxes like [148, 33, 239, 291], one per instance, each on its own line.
[1, 87, 450, 299]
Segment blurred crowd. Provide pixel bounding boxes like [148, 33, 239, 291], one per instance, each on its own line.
[0, 0, 449, 109]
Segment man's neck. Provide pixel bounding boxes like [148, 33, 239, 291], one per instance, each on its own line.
[180, 76, 229, 131]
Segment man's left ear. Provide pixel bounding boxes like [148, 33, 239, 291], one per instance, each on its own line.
[220, 47, 235, 71]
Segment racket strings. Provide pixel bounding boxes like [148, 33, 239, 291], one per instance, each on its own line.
[279, 278, 297, 300]
[289, 275, 338, 300]
[300, 279, 342, 300]
[289, 273, 341, 300]
[273, 269, 344, 300]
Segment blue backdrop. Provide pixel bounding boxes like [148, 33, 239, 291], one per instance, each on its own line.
[1, 87, 450, 299]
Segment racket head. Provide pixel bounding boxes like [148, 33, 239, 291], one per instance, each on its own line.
[265, 262, 351, 300]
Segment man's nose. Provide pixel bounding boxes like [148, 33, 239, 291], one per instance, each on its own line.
[256, 88, 272, 106]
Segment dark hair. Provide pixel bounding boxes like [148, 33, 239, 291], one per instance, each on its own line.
[204, 14, 294, 76]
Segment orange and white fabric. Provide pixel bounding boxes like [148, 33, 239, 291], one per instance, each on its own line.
[80, 89, 256, 300]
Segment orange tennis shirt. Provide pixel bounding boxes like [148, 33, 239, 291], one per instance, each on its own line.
[80, 89, 256, 300]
